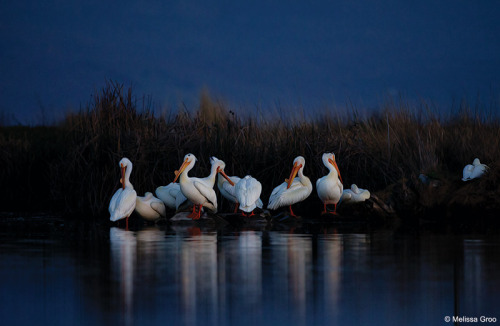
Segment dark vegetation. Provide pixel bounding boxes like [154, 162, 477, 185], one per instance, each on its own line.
[1, 81, 499, 222]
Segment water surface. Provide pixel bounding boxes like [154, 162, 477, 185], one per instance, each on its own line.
[1, 221, 499, 325]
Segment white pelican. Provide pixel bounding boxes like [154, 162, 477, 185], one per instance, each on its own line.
[341, 184, 370, 204]
[216, 163, 241, 213]
[173, 154, 234, 219]
[135, 192, 167, 221]
[109, 157, 137, 227]
[235, 175, 263, 216]
[462, 158, 488, 181]
[268, 156, 312, 217]
[155, 182, 187, 210]
[316, 152, 343, 214]
[156, 157, 229, 212]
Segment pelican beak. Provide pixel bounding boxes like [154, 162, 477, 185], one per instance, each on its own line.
[286, 162, 302, 189]
[120, 163, 126, 190]
[217, 167, 235, 186]
[328, 156, 343, 184]
[173, 158, 190, 183]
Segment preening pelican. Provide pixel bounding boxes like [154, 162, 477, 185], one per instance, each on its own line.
[173, 154, 234, 219]
[216, 166, 241, 213]
[109, 158, 137, 226]
[268, 156, 312, 217]
[341, 184, 370, 204]
[155, 182, 187, 210]
[235, 175, 263, 216]
[316, 152, 343, 214]
[135, 192, 166, 221]
[462, 158, 488, 181]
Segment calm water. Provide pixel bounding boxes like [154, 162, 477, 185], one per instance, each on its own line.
[0, 220, 499, 326]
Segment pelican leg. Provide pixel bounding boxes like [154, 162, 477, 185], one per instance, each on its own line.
[241, 211, 256, 217]
[289, 206, 297, 218]
[187, 205, 198, 219]
[125, 216, 129, 231]
[192, 204, 203, 220]
[321, 203, 328, 215]
[233, 202, 239, 214]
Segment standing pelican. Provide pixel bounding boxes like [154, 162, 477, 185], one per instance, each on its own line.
[268, 156, 312, 217]
[156, 157, 229, 212]
[235, 175, 263, 216]
[173, 154, 234, 219]
[316, 152, 343, 215]
[135, 192, 166, 222]
[462, 158, 488, 181]
[217, 169, 241, 213]
[109, 157, 137, 227]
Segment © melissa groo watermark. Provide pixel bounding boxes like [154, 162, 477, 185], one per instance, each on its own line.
[444, 316, 497, 323]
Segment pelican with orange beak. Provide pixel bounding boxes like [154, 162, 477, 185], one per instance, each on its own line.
[109, 157, 137, 227]
[173, 154, 234, 219]
[316, 152, 343, 214]
[267, 156, 312, 217]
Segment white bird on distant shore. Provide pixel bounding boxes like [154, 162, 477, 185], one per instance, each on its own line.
[135, 192, 166, 222]
[173, 154, 234, 219]
[109, 158, 137, 226]
[341, 184, 370, 204]
[235, 175, 263, 216]
[268, 156, 312, 217]
[316, 153, 343, 214]
[462, 158, 488, 181]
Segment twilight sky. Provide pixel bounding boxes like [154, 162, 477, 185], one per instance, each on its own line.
[1, 0, 499, 124]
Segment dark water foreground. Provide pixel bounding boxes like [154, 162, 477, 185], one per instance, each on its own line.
[0, 217, 499, 326]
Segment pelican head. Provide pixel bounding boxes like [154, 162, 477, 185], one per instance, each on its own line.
[173, 153, 197, 183]
[211, 156, 235, 186]
[119, 157, 133, 190]
[322, 152, 343, 184]
[286, 156, 305, 189]
[473, 158, 481, 166]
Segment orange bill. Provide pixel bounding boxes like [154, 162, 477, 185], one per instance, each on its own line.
[217, 167, 235, 186]
[120, 164, 126, 190]
[328, 156, 343, 184]
[286, 162, 302, 189]
[173, 157, 190, 183]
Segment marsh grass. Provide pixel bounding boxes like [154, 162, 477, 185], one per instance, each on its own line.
[1, 81, 499, 219]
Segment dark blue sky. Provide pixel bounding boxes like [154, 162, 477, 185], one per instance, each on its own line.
[1, 0, 499, 123]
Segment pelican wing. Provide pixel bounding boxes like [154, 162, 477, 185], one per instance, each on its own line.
[193, 181, 218, 211]
[150, 200, 166, 217]
[236, 177, 262, 208]
[462, 164, 474, 181]
[268, 178, 311, 210]
[109, 188, 122, 214]
[222, 179, 238, 201]
[110, 188, 137, 221]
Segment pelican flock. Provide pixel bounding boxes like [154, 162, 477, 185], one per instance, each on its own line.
[107, 152, 384, 222]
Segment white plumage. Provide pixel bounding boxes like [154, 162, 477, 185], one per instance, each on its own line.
[268, 156, 312, 217]
[155, 182, 186, 210]
[173, 154, 234, 219]
[316, 152, 343, 214]
[135, 192, 166, 221]
[341, 184, 370, 204]
[109, 157, 137, 223]
[235, 175, 263, 214]
[462, 158, 488, 181]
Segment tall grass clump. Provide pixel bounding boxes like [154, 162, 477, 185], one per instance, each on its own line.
[1, 82, 500, 219]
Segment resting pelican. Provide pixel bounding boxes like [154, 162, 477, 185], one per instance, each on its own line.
[268, 156, 312, 217]
[135, 192, 166, 221]
[462, 158, 488, 181]
[155, 182, 187, 210]
[316, 152, 343, 214]
[235, 175, 263, 216]
[341, 184, 370, 204]
[173, 154, 234, 219]
[109, 157, 137, 226]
